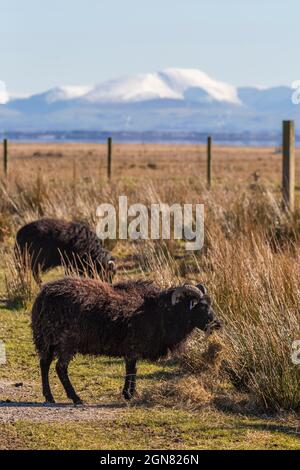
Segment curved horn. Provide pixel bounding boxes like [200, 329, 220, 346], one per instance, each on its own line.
[171, 285, 204, 306]
[108, 260, 116, 271]
[196, 283, 207, 295]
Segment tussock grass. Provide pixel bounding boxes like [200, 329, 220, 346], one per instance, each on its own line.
[3, 246, 38, 309]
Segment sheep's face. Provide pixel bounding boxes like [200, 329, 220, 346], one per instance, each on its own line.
[171, 284, 221, 333]
[189, 295, 221, 333]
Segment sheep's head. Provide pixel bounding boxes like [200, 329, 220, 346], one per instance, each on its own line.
[171, 284, 221, 333]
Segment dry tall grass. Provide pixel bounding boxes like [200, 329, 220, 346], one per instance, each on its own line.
[0, 145, 299, 411]
[3, 245, 38, 309]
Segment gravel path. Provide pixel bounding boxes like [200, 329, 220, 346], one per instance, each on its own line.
[0, 380, 123, 423]
[0, 403, 120, 423]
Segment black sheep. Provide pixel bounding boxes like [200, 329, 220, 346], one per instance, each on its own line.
[31, 277, 221, 404]
[15, 218, 116, 284]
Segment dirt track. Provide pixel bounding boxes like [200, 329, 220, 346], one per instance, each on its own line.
[0, 403, 120, 423]
[0, 380, 123, 423]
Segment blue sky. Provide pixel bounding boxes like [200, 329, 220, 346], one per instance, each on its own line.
[1, 0, 299, 95]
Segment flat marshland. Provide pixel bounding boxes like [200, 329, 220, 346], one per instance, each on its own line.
[0, 143, 299, 450]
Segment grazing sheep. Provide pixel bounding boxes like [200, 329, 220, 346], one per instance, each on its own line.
[15, 218, 116, 284]
[31, 277, 221, 404]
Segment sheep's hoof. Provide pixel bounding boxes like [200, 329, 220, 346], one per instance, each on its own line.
[44, 396, 55, 404]
[122, 390, 134, 401]
[73, 397, 84, 406]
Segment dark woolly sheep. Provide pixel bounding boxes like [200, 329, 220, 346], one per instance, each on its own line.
[15, 218, 116, 284]
[31, 277, 221, 404]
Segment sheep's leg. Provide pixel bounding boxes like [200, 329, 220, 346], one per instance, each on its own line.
[40, 350, 55, 403]
[122, 358, 137, 400]
[56, 356, 83, 405]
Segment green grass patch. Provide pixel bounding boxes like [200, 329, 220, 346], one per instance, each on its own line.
[1, 410, 300, 450]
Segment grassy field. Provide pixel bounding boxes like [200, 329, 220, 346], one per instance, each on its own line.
[0, 143, 300, 450]
[4, 142, 300, 187]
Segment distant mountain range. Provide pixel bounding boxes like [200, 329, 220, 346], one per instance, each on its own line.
[0, 68, 299, 142]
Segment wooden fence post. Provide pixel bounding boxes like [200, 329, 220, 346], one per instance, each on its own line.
[282, 120, 295, 212]
[207, 136, 212, 189]
[3, 139, 8, 176]
[107, 137, 112, 180]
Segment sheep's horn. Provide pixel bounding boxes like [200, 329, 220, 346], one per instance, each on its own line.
[196, 283, 207, 295]
[171, 285, 204, 306]
[108, 260, 116, 271]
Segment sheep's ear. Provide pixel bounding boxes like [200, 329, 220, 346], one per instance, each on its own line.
[196, 283, 207, 295]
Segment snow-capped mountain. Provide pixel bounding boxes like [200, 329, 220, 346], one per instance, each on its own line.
[83, 68, 240, 104]
[43, 85, 93, 103]
[0, 68, 298, 136]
